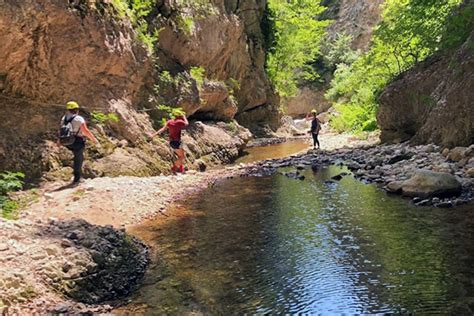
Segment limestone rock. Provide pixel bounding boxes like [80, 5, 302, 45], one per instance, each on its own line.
[378, 31, 474, 147]
[400, 169, 462, 198]
[386, 181, 403, 193]
[467, 168, 474, 178]
[447, 147, 468, 162]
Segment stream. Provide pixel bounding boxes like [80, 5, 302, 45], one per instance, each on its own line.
[119, 146, 474, 314]
[233, 139, 309, 165]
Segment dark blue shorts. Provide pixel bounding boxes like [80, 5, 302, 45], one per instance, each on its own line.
[170, 140, 181, 149]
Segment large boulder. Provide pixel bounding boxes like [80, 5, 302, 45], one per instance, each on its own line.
[400, 169, 462, 198]
[155, 0, 279, 126]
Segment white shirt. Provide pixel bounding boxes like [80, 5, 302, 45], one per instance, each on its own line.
[62, 114, 86, 137]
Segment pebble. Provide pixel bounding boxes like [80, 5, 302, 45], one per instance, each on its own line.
[0, 243, 9, 251]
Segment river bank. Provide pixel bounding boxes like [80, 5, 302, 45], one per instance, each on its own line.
[1, 134, 473, 314]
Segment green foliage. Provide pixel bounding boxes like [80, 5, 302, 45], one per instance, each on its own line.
[159, 71, 173, 85]
[91, 111, 120, 125]
[108, 0, 160, 53]
[226, 78, 240, 95]
[322, 33, 359, 70]
[110, 0, 129, 17]
[440, 2, 474, 50]
[177, 15, 195, 35]
[266, 0, 330, 98]
[261, 2, 278, 56]
[0, 172, 24, 196]
[190, 66, 206, 88]
[327, 0, 464, 133]
[227, 121, 238, 134]
[330, 103, 378, 133]
[155, 105, 186, 125]
[175, 0, 218, 16]
[0, 172, 24, 220]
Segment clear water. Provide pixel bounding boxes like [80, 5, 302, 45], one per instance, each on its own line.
[122, 166, 474, 315]
[233, 139, 309, 165]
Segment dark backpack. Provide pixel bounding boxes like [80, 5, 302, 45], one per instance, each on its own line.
[59, 115, 78, 146]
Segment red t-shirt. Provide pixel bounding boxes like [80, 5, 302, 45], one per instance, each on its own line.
[167, 119, 186, 141]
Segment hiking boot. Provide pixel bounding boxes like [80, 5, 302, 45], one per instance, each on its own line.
[71, 179, 84, 187]
[179, 165, 185, 173]
[171, 165, 177, 174]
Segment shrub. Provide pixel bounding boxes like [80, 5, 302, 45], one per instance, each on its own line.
[190, 66, 206, 88]
[0, 172, 25, 220]
[91, 111, 120, 125]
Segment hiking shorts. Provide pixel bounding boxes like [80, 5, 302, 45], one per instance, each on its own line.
[169, 140, 182, 150]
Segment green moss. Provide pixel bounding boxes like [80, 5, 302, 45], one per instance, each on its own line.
[190, 66, 206, 88]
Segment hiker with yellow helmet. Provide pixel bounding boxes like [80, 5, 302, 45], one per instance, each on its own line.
[58, 101, 100, 185]
[306, 109, 321, 149]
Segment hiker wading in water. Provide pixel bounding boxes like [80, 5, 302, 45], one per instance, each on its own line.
[306, 109, 321, 150]
[148, 110, 189, 174]
[58, 101, 100, 185]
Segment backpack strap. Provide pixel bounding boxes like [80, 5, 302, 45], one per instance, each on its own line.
[63, 115, 82, 137]
[64, 115, 76, 124]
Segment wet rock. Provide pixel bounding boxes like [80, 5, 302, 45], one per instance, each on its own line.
[282, 171, 300, 179]
[415, 199, 431, 206]
[442, 148, 450, 157]
[447, 147, 468, 162]
[331, 172, 349, 181]
[467, 168, 474, 178]
[51, 303, 71, 313]
[388, 152, 413, 164]
[434, 201, 454, 208]
[347, 161, 362, 170]
[385, 181, 403, 193]
[40, 219, 149, 304]
[60, 239, 74, 248]
[401, 170, 462, 198]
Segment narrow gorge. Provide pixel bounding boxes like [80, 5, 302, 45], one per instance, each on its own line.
[1, 0, 473, 314]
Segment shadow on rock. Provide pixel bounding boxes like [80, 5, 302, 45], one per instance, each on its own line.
[35, 219, 149, 305]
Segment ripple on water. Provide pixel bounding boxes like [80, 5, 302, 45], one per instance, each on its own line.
[125, 166, 474, 314]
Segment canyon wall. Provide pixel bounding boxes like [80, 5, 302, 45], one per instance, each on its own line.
[0, 0, 277, 180]
[377, 33, 474, 147]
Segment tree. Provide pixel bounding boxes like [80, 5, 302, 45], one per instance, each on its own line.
[327, 0, 465, 133]
[266, 0, 330, 98]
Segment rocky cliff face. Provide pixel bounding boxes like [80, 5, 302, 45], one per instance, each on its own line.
[324, 0, 385, 51]
[377, 33, 474, 147]
[286, 0, 384, 118]
[0, 0, 276, 181]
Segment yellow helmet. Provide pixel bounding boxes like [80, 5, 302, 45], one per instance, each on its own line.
[66, 101, 79, 110]
[311, 109, 317, 114]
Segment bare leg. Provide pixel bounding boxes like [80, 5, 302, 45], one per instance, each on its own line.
[174, 148, 185, 167]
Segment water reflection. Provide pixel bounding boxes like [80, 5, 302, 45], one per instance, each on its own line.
[122, 166, 474, 314]
[233, 139, 309, 164]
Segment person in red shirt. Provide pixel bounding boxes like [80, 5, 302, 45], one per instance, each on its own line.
[148, 110, 189, 173]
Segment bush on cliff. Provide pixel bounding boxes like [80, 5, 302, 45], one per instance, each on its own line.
[326, 0, 467, 133]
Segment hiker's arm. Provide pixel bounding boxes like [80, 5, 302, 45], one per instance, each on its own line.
[305, 113, 312, 121]
[80, 123, 99, 144]
[149, 125, 167, 138]
[316, 119, 322, 133]
[182, 115, 189, 126]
